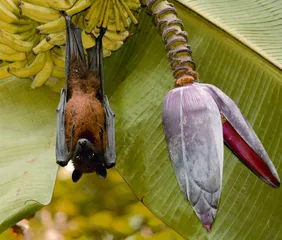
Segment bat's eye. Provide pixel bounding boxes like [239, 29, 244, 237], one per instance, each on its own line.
[91, 153, 95, 158]
[76, 156, 80, 160]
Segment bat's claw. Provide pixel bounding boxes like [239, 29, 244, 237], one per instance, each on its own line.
[99, 28, 107, 39]
[56, 159, 69, 167]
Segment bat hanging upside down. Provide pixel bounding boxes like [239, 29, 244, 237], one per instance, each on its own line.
[56, 16, 116, 182]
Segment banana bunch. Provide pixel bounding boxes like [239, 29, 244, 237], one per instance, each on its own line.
[0, 0, 141, 91]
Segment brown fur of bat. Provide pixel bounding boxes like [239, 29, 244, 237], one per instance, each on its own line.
[65, 60, 107, 173]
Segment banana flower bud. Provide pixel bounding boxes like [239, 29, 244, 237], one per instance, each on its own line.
[162, 82, 280, 231]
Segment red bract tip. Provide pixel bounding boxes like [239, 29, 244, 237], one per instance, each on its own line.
[222, 116, 280, 188]
[199, 83, 280, 188]
[203, 224, 211, 232]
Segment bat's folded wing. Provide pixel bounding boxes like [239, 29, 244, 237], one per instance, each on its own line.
[87, 29, 117, 168]
[65, 15, 87, 77]
[56, 88, 69, 166]
[104, 95, 116, 168]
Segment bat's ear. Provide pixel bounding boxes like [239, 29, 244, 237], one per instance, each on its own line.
[96, 166, 107, 179]
[72, 169, 82, 182]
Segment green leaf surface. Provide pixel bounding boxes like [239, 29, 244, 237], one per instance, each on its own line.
[0, 78, 58, 232]
[1, 0, 282, 239]
[178, 0, 282, 69]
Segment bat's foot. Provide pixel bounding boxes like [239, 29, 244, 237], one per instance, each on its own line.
[98, 28, 107, 39]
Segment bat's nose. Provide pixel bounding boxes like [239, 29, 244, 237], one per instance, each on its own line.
[78, 139, 87, 148]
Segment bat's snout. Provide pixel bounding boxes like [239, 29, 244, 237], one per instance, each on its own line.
[77, 138, 91, 148]
[78, 139, 88, 148]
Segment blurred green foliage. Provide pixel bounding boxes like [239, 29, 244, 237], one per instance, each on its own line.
[1, 167, 183, 240]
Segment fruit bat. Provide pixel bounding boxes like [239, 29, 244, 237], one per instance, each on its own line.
[56, 16, 116, 182]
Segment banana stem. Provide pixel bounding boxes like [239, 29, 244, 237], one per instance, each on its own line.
[145, 0, 199, 87]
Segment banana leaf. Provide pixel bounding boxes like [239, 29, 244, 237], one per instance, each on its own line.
[0, 0, 281, 238]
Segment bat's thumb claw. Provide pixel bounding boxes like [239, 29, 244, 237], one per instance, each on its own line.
[56, 160, 68, 167]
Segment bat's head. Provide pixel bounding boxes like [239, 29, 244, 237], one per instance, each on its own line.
[71, 138, 107, 182]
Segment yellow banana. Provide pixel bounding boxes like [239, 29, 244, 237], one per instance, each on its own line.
[106, 19, 129, 32]
[0, 60, 27, 80]
[0, 29, 34, 52]
[77, 12, 86, 30]
[24, 0, 49, 7]
[8, 52, 45, 78]
[85, 0, 99, 21]
[19, 1, 61, 23]
[102, 0, 112, 28]
[105, 30, 129, 41]
[0, 2, 20, 23]
[103, 49, 112, 58]
[52, 46, 65, 57]
[0, 20, 34, 34]
[49, 0, 77, 10]
[26, 0, 76, 10]
[0, 60, 5, 67]
[124, 0, 141, 11]
[116, 0, 129, 28]
[36, 16, 66, 35]
[51, 65, 65, 78]
[108, 1, 115, 22]
[0, 0, 20, 16]
[0, 43, 18, 54]
[45, 77, 65, 93]
[26, 51, 36, 64]
[33, 38, 54, 54]
[46, 32, 66, 46]
[120, 0, 138, 24]
[66, 0, 92, 16]
[82, 31, 95, 49]
[85, 0, 103, 33]
[30, 34, 40, 46]
[102, 36, 123, 51]
[51, 51, 65, 68]
[97, 0, 109, 27]
[72, 14, 79, 25]
[16, 29, 37, 41]
[31, 50, 53, 88]
[113, 0, 121, 32]
[0, 52, 26, 61]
